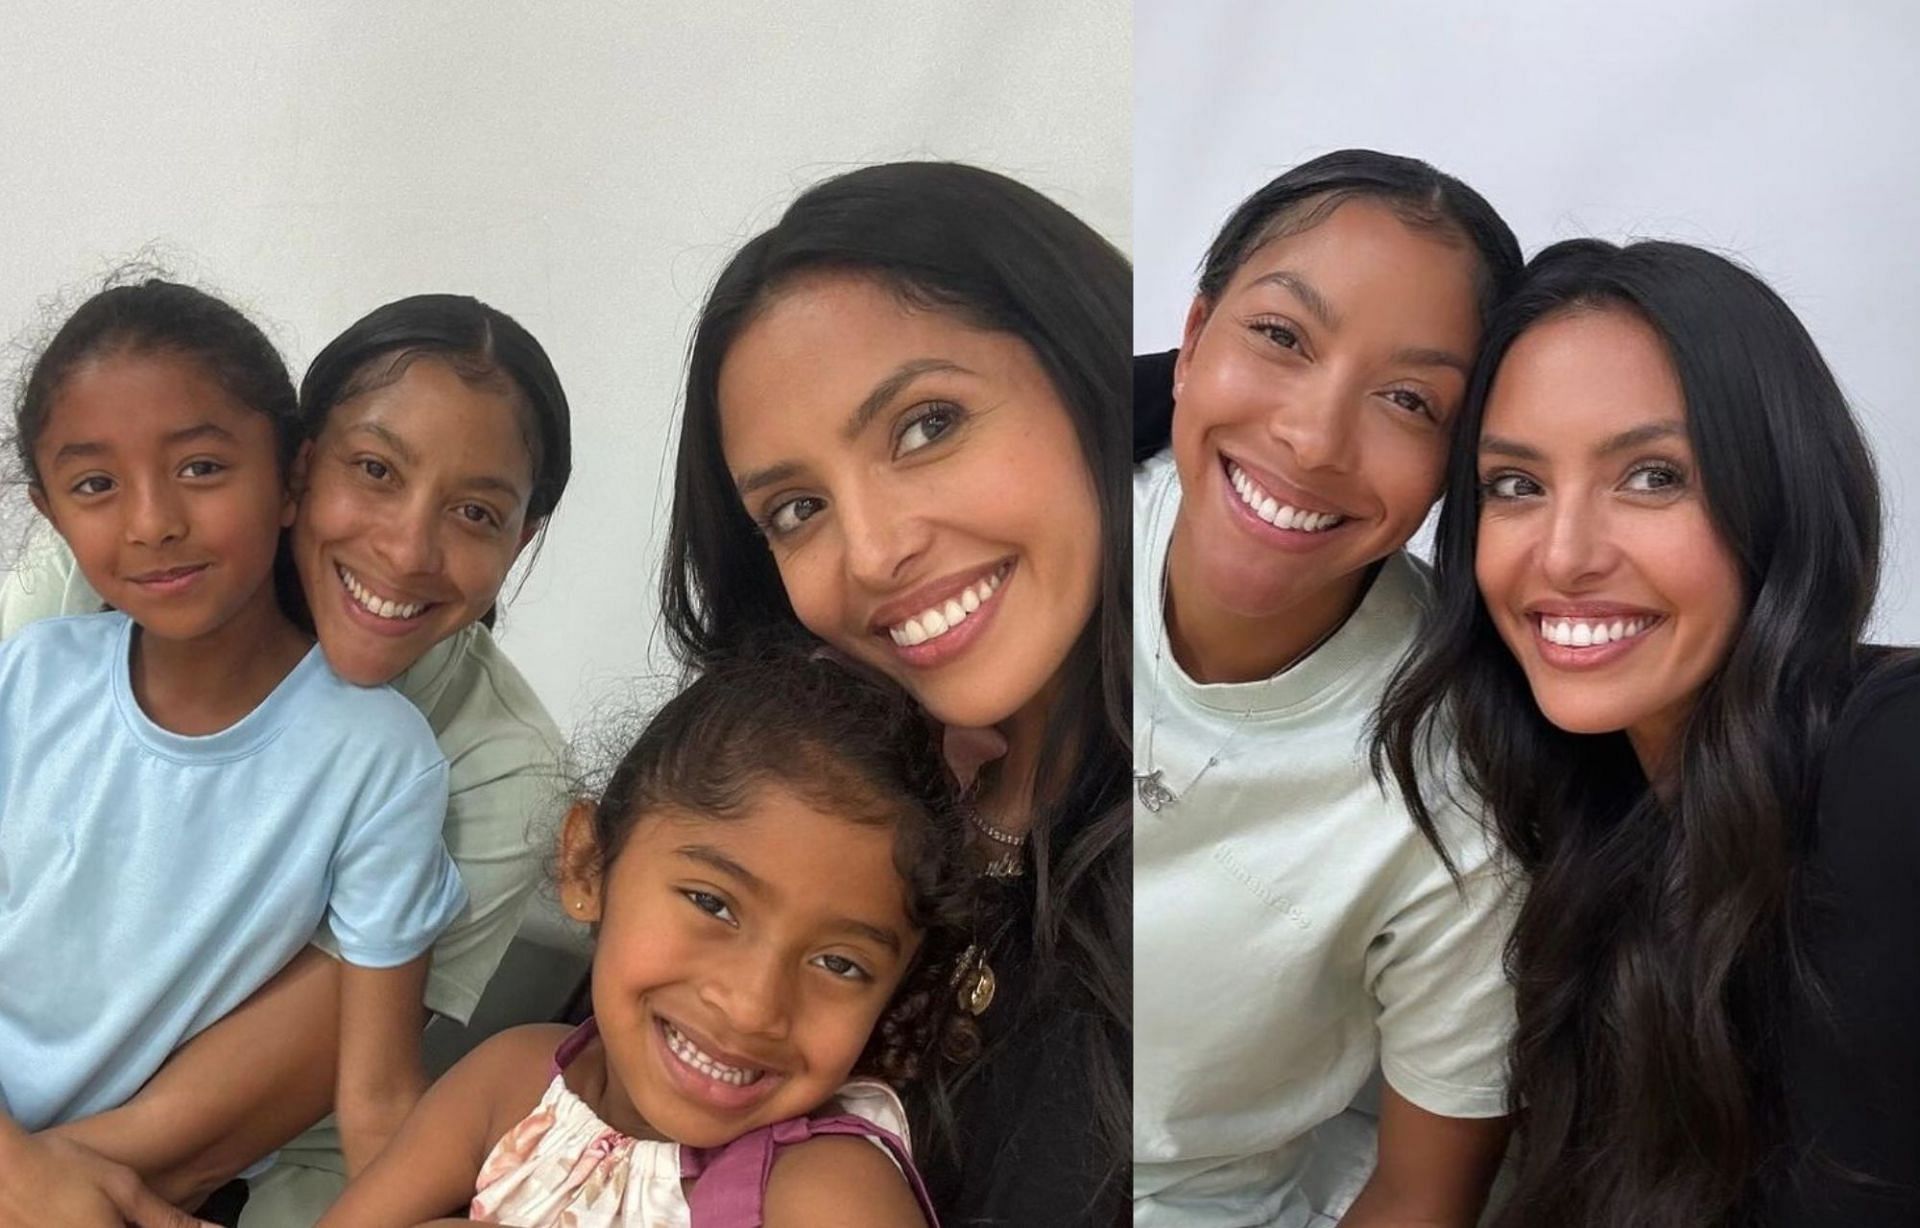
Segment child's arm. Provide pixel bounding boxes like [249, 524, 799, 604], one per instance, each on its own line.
[336, 955, 433, 1176]
[317, 1025, 565, 1228]
[46, 946, 340, 1205]
[764, 1136, 930, 1228]
[0, 1114, 211, 1228]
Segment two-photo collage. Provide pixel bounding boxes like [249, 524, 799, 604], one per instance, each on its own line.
[2, 3, 1915, 1226]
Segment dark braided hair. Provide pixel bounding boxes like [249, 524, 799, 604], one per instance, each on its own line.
[572, 631, 981, 1088]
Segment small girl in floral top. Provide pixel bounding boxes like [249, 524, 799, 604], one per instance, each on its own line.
[318, 637, 980, 1227]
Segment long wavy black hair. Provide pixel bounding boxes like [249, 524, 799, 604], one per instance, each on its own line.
[1374, 239, 1885, 1227]
[660, 162, 1130, 1205]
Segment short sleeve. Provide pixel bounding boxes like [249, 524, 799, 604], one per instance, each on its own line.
[1366, 856, 1517, 1119]
[326, 759, 467, 968]
[1772, 669, 1920, 1224]
[418, 739, 561, 1021]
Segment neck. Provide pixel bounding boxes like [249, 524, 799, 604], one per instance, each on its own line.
[131, 588, 312, 736]
[976, 676, 1070, 839]
[1163, 510, 1371, 685]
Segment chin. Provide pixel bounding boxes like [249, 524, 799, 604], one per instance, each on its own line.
[1527, 687, 1638, 738]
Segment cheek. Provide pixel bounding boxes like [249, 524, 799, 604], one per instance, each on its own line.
[1660, 518, 1746, 657]
[445, 535, 519, 607]
[770, 548, 840, 642]
[1363, 428, 1448, 527]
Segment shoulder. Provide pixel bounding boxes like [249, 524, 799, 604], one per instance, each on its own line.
[293, 657, 443, 767]
[0, 609, 120, 655]
[1132, 447, 1178, 507]
[1815, 657, 1920, 862]
[395, 624, 563, 770]
[765, 1134, 927, 1228]
[450, 1025, 572, 1116]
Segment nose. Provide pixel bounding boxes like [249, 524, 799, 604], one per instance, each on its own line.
[368, 496, 444, 577]
[1267, 370, 1359, 473]
[838, 482, 931, 591]
[1538, 494, 1616, 590]
[124, 478, 187, 547]
[700, 943, 793, 1043]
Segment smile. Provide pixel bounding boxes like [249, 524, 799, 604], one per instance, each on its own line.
[1532, 613, 1661, 648]
[336, 564, 431, 622]
[663, 1019, 767, 1088]
[126, 563, 209, 591]
[1227, 461, 1346, 532]
[885, 561, 1011, 647]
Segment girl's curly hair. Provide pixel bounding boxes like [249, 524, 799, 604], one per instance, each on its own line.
[571, 630, 982, 1088]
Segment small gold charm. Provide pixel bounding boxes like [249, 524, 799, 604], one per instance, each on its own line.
[963, 959, 997, 1016]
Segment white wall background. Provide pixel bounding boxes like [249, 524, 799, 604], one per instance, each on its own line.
[0, 1, 1132, 735]
[1135, 0, 1920, 640]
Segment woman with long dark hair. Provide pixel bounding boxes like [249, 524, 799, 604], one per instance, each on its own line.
[1377, 239, 1920, 1226]
[662, 161, 1129, 1225]
[1132, 149, 1524, 1228]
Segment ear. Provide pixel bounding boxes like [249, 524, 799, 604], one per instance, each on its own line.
[514, 518, 541, 555]
[558, 799, 606, 923]
[1172, 293, 1213, 401]
[284, 440, 313, 527]
[27, 485, 50, 523]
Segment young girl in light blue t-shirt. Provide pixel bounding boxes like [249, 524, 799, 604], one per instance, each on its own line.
[0, 280, 466, 1181]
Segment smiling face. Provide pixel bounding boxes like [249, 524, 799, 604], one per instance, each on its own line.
[292, 356, 536, 685]
[1474, 305, 1746, 766]
[31, 349, 294, 646]
[564, 785, 919, 1148]
[715, 273, 1102, 733]
[1168, 198, 1481, 664]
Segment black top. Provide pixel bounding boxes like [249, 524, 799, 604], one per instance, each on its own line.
[1768, 663, 1920, 1224]
[1134, 349, 1177, 462]
[910, 877, 1127, 1227]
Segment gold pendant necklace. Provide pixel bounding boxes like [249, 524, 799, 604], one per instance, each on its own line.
[955, 943, 997, 1015]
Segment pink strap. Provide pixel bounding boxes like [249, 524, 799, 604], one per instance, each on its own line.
[550, 1017, 600, 1077]
[681, 1113, 940, 1227]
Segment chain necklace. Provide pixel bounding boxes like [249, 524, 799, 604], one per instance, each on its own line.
[1135, 563, 1345, 812]
[965, 806, 1026, 878]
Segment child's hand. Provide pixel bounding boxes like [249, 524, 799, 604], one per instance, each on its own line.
[0, 1128, 214, 1228]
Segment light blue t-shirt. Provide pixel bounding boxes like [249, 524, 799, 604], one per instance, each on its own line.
[0, 612, 466, 1129]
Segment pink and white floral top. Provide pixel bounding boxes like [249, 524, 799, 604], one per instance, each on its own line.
[469, 1020, 937, 1227]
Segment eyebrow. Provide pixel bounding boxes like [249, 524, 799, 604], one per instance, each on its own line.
[676, 844, 766, 891]
[348, 421, 527, 500]
[673, 844, 903, 955]
[50, 421, 238, 468]
[1480, 419, 1688, 462]
[1247, 271, 1342, 331]
[733, 358, 969, 498]
[1392, 346, 1471, 375]
[347, 421, 419, 465]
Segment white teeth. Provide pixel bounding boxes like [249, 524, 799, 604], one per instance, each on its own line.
[337, 565, 428, 621]
[887, 564, 1009, 647]
[1228, 462, 1344, 533]
[1540, 616, 1654, 648]
[664, 1021, 764, 1087]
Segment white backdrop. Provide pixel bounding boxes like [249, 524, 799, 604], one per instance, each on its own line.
[1135, 0, 1920, 640]
[0, 1, 1131, 734]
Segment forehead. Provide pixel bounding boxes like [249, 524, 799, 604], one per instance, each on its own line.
[41, 348, 266, 447]
[325, 357, 534, 479]
[715, 274, 1044, 448]
[624, 782, 912, 920]
[1484, 306, 1686, 438]
[1224, 199, 1480, 339]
